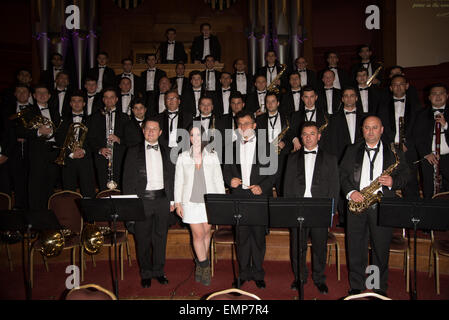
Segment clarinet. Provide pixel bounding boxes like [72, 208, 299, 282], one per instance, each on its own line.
[106, 111, 117, 190]
[434, 119, 442, 195]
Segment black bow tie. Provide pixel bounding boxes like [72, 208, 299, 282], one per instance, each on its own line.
[88, 95, 95, 99]
[201, 116, 212, 120]
[123, 73, 131, 77]
[177, 76, 184, 78]
[18, 105, 28, 110]
[268, 114, 278, 119]
[329, 67, 337, 70]
[57, 89, 66, 94]
[268, 66, 275, 71]
[54, 68, 63, 71]
[345, 110, 357, 115]
[305, 109, 315, 113]
[394, 98, 405, 103]
[365, 146, 379, 152]
[359, 87, 369, 91]
[304, 150, 317, 155]
[122, 93, 130, 97]
[325, 88, 333, 91]
[98, 66, 106, 69]
[433, 108, 445, 113]
[292, 90, 301, 94]
[168, 41, 175, 44]
[204, 37, 210, 40]
[39, 107, 49, 111]
[207, 70, 214, 73]
[222, 89, 231, 93]
[147, 144, 159, 151]
[148, 69, 155, 72]
[193, 90, 201, 93]
[258, 91, 266, 95]
[168, 111, 178, 115]
[237, 72, 244, 75]
[298, 69, 306, 73]
[72, 114, 84, 118]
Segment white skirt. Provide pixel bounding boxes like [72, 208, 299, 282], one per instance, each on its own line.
[182, 202, 208, 224]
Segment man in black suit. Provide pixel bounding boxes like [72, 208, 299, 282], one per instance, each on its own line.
[340, 115, 409, 297]
[216, 91, 245, 145]
[115, 58, 145, 99]
[382, 66, 420, 112]
[231, 59, 253, 99]
[170, 62, 189, 97]
[317, 70, 342, 115]
[87, 88, 128, 191]
[350, 45, 382, 86]
[87, 52, 116, 93]
[191, 23, 221, 63]
[410, 83, 449, 198]
[378, 75, 420, 198]
[245, 75, 267, 115]
[201, 55, 221, 93]
[318, 51, 350, 90]
[295, 57, 317, 89]
[280, 72, 303, 116]
[147, 76, 172, 116]
[40, 53, 67, 90]
[124, 99, 146, 148]
[283, 121, 339, 294]
[256, 92, 290, 195]
[223, 110, 274, 289]
[0, 113, 15, 196]
[55, 91, 95, 198]
[193, 94, 220, 146]
[123, 118, 175, 288]
[181, 71, 205, 118]
[49, 72, 72, 118]
[256, 50, 286, 90]
[288, 86, 328, 153]
[1, 68, 34, 110]
[117, 77, 134, 117]
[214, 72, 233, 116]
[24, 85, 61, 209]
[83, 78, 103, 116]
[355, 67, 381, 115]
[158, 28, 187, 64]
[141, 54, 167, 94]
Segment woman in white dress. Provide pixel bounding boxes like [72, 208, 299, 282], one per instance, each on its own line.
[174, 125, 225, 285]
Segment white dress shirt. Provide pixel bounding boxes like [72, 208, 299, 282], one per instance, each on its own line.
[432, 106, 449, 155]
[53, 66, 63, 83]
[393, 96, 406, 144]
[362, 62, 373, 77]
[304, 107, 316, 122]
[205, 69, 216, 91]
[239, 135, 256, 189]
[330, 67, 341, 89]
[168, 109, 179, 148]
[298, 70, 307, 87]
[105, 109, 116, 139]
[16, 102, 28, 113]
[87, 93, 96, 115]
[257, 90, 266, 113]
[202, 38, 210, 60]
[266, 65, 277, 87]
[304, 146, 318, 198]
[56, 88, 66, 116]
[193, 89, 201, 116]
[359, 86, 369, 113]
[268, 112, 282, 143]
[236, 72, 247, 95]
[146, 68, 156, 91]
[292, 89, 301, 112]
[200, 114, 212, 133]
[222, 87, 231, 115]
[176, 76, 184, 96]
[97, 66, 106, 92]
[159, 93, 166, 114]
[325, 88, 333, 114]
[344, 108, 357, 144]
[145, 141, 164, 190]
[37, 104, 55, 142]
[167, 41, 175, 61]
[121, 93, 132, 115]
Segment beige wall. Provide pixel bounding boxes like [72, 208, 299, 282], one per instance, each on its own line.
[397, 0, 449, 67]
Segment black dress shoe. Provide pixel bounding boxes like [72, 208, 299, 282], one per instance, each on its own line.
[255, 280, 266, 289]
[315, 282, 328, 294]
[141, 278, 151, 288]
[348, 289, 362, 295]
[155, 276, 169, 285]
[291, 280, 298, 291]
[232, 279, 246, 288]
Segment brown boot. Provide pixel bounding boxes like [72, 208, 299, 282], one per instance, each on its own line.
[195, 260, 202, 282]
[201, 265, 211, 286]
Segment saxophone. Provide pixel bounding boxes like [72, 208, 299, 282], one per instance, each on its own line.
[275, 118, 290, 155]
[348, 142, 400, 214]
[267, 64, 287, 94]
[318, 113, 329, 134]
[366, 63, 383, 87]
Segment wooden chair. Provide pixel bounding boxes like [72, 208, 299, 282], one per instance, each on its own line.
[29, 190, 83, 288]
[83, 189, 130, 281]
[307, 231, 341, 281]
[428, 191, 449, 295]
[389, 228, 410, 292]
[206, 288, 261, 300]
[66, 283, 117, 300]
[0, 192, 14, 271]
[210, 225, 235, 277]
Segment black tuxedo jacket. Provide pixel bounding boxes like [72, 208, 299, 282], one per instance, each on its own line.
[223, 138, 274, 194]
[140, 68, 167, 92]
[40, 67, 74, 91]
[158, 41, 187, 64]
[201, 69, 222, 92]
[245, 91, 266, 113]
[123, 141, 174, 201]
[55, 113, 91, 156]
[170, 76, 190, 96]
[283, 147, 340, 207]
[287, 105, 328, 143]
[116, 93, 135, 116]
[350, 61, 382, 85]
[156, 109, 192, 146]
[181, 87, 206, 118]
[191, 34, 221, 62]
[318, 67, 351, 89]
[231, 72, 253, 96]
[296, 69, 318, 89]
[339, 140, 410, 197]
[49, 87, 72, 118]
[0, 116, 16, 159]
[214, 88, 233, 116]
[355, 86, 381, 115]
[83, 92, 103, 116]
[317, 88, 342, 115]
[115, 73, 146, 98]
[123, 117, 144, 148]
[279, 90, 304, 116]
[256, 64, 287, 89]
[87, 66, 116, 90]
[256, 111, 291, 154]
[326, 108, 365, 162]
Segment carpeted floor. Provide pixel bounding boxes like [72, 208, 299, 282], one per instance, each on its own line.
[0, 257, 448, 300]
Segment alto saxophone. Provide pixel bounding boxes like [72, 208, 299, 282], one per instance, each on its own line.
[366, 63, 383, 87]
[275, 119, 290, 155]
[348, 142, 400, 214]
[267, 64, 287, 94]
[318, 113, 329, 134]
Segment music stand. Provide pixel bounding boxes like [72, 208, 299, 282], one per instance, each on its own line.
[268, 197, 334, 300]
[0, 209, 61, 300]
[77, 197, 145, 299]
[204, 194, 269, 289]
[379, 198, 449, 300]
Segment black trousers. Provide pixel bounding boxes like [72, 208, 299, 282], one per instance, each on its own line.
[236, 225, 266, 281]
[421, 154, 449, 199]
[28, 147, 60, 210]
[62, 157, 96, 198]
[134, 197, 170, 279]
[402, 149, 420, 198]
[290, 227, 328, 284]
[94, 154, 124, 192]
[9, 141, 29, 209]
[346, 205, 392, 292]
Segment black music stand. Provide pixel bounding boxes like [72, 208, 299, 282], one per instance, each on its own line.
[268, 197, 334, 300]
[379, 198, 449, 300]
[204, 194, 269, 289]
[0, 209, 61, 300]
[77, 197, 145, 299]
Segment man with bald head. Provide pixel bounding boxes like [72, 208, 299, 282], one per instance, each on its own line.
[340, 116, 409, 297]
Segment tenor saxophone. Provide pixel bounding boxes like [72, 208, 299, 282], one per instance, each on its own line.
[275, 119, 290, 155]
[366, 63, 383, 87]
[348, 143, 400, 214]
[267, 64, 287, 94]
[318, 113, 329, 133]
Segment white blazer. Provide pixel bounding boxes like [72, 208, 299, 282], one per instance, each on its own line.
[174, 148, 226, 204]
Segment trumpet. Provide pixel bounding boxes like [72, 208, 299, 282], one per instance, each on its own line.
[55, 122, 88, 166]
